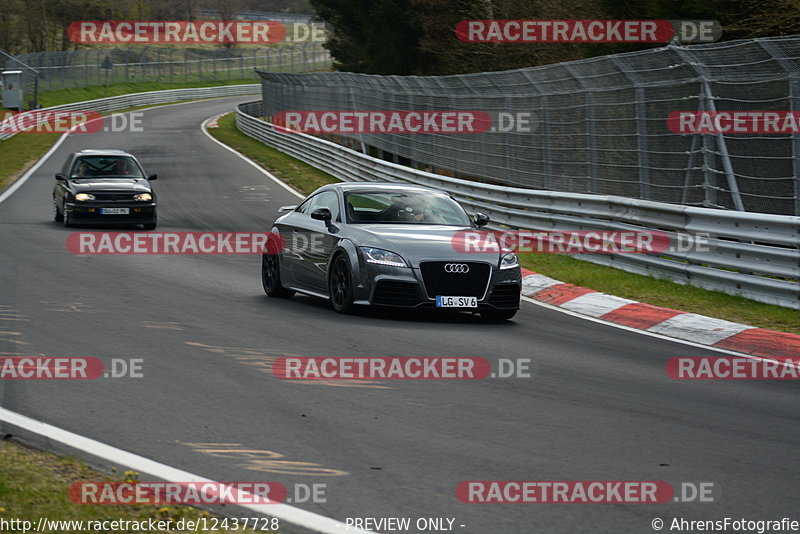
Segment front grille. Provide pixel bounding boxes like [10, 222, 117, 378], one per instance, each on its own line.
[92, 192, 135, 201]
[372, 281, 422, 306]
[419, 262, 491, 299]
[488, 283, 521, 308]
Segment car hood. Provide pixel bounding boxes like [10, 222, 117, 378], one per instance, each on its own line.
[70, 179, 151, 192]
[346, 224, 501, 265]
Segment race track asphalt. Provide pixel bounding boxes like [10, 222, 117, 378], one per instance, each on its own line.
[1, 96, 797, 534]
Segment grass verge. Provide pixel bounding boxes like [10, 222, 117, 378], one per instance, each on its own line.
[0, 131, 62, 193]
[209, 111, 800, 334]
[0, 440, 268, 533]
[208, 112, 334, 195]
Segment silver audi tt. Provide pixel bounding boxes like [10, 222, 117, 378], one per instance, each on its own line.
[261, 183, 521, 321]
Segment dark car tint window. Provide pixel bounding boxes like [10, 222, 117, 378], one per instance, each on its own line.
[306, 190, 340, 221]
[70, 156, 143, 179]
[344, 191, 470, 225]
[62, 156, 75, 175]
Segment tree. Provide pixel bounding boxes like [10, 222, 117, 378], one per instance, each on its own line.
[310, 0, 421, 74]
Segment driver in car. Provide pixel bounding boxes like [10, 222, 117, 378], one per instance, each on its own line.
[112, 159, 135, 176]
[73, 161, 90, 177]
[387, 195, 427, 222]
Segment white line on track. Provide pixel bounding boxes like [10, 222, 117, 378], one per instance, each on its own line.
[0, 407, 374, 534]
[0, 130, 70, 205]
[200, 113, 306, 200]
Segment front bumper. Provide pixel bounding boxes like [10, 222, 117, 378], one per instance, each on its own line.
[354, 262, 522, 310]
[66, 202, 156, 225]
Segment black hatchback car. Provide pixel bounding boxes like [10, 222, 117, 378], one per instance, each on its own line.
[53, 149, 158, 229]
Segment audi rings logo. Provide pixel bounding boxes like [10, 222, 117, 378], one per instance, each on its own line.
[444, 263, 470, 273]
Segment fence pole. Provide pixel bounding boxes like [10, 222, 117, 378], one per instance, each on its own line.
[757, 39, 800, 217]
[610, 56, 650, 200]
[702, 80, 745, 211]
[563, 63, 596, 194]
[671, 44, 744, 211]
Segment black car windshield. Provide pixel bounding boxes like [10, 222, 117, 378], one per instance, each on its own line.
[344, 190, 471, 225]
[70, 156, 143, 179]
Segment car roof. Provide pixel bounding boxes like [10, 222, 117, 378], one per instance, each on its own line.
[75, 149, 133, 157]
[320, 182, 448, 195]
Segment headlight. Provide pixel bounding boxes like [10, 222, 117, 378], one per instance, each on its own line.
[361, 247, 407, 267]
[75, 193, 95, 201]
[133, 193, 153, 202]
[500, 252, 519, 269]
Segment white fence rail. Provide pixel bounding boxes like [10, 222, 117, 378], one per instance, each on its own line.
[0, 84, 261, 142]
[236, 101, 800, 310]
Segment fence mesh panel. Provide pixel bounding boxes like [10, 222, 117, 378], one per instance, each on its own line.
[257, 35, 800, 216]
[3, 43, 329, 107]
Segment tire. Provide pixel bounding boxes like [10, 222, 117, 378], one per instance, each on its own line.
[53, 198, 63, 222]
[328, 254, 356, 314]
[62, 201, 73, 227]
[262, 252, 293, 298]
[479, 308, 518, 322]
[142, 212, 157, 230]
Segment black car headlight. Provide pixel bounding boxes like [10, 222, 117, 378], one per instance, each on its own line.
[500, 252, 519, 269]
[133, 193, 153, 202]
[75, 193, 95, 202]
[361, 247, 408, 267]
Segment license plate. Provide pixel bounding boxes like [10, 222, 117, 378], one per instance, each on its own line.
[436, 296, 477, 308]
[100, 208, 129, 215]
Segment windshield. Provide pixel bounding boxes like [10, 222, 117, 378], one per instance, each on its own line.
[344, 190, 471, 226]
[70, 156, 143, 179]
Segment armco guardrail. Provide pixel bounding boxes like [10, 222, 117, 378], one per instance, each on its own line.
[236, 101, 800, 310]
[0, 84, 261, 142]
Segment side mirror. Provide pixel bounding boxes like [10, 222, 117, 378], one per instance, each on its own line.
[147, 174, 158, 181]
[474, 213, 490, 227]
[55, 173, 66, 181]
[310, 207, 332, 222]
[278, 205, 298, 213]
